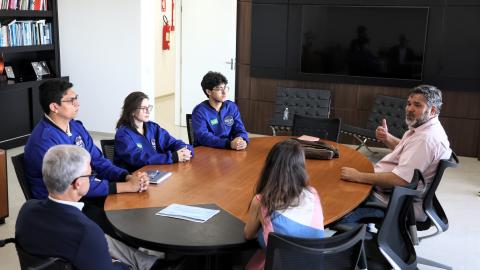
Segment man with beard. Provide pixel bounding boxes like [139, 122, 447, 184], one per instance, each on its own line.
[340, 85, 451, 222]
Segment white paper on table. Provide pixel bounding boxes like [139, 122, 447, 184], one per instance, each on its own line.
[155, 204, 220, 223]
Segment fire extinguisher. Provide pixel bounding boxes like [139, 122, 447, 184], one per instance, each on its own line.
[162, 15, 170, 50]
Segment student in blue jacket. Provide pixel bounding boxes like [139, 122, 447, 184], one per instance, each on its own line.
[192, 71, 249, 150]
[114, 91, 193, 172]
[24, 80, 149, 199]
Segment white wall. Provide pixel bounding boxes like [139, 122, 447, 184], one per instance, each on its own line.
[155, 0, 177, 98]
[58, 0, 156, 133]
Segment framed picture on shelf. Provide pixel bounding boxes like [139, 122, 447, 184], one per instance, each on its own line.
[31, 62, 42, 77]
[5, 66, 15, 79]
[39, 61, 51, 76]
[31, 61, 51, 77]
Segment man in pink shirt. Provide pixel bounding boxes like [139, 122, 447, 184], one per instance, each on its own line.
[340, 85, 451, 222]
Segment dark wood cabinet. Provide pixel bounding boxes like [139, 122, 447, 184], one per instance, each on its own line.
[0, 0, 63, 149]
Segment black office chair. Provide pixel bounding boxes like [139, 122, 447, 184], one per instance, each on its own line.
[372, 183, 422, 270]
[412, 153, 458, 270]
[100, 139, 115, 162]
[269, 87, 331, 136]
[332, 170, 423, 270]
[264, 224, 367, 270]
[0, 238, 73, 270]
[11, 153, 32, 200]
[358, 170, 423, 270]
[186, 114, 195, 146]
[341, 95, 407, 153]
[292, 114, 342, 142]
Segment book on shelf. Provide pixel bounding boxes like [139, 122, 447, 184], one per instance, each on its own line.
[0, 0, 47, 11]
[0, 19, 51, 47]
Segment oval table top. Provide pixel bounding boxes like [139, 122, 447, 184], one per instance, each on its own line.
[105, 136, 373, 225]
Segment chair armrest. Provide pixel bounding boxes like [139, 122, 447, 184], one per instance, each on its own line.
[341, 124, 378, 141]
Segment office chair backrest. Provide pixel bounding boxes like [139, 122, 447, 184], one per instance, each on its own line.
[1, 238, 73, 270]
[265, 224, 366, 270]
[277, 87, 331, 117]
[100, 139, 115, 162]
[292, 114, 342, 142]
[417, 152, 458, 233]
[11, 153, 32, 200]
[377, 183, 422, 270]
[366, 95, 407, 139]
[270, 87, 331, 127]
[186, 114, 195, 146]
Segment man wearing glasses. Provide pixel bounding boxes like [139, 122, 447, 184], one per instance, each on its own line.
[16, 145, 159, 270]
[192, 71, 249, 150]
[24, 79, 149, 199]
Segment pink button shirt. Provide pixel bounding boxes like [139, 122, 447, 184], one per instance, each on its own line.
[373, 116, 451, 220]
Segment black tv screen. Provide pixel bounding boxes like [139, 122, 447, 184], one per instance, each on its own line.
[300, 6, 429, 80]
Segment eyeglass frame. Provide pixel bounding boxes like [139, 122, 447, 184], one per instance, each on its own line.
[211, 86, 230, 92]
[138, 105, 154, 112]
[71, 173, 98, 185]
[60, 95, 79, 105]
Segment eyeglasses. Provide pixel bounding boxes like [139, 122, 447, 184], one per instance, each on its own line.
[71, 173, 97, 185]
[61, 95, 79, 105]
[212, 86, 230, 93]
[138, 105, 153, 112]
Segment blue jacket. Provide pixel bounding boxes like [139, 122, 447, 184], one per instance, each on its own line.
[16, 199, 127, 270]
[192, 100, 249, 148]
[24, 117, 128, 199]
[114, 121, 194, 172]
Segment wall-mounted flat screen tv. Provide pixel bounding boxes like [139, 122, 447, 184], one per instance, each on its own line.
[301, 6, 429, 80]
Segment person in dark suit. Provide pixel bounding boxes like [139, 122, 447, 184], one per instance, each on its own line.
[15, 145, 159, 270]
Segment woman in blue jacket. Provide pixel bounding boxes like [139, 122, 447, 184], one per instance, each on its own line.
[114, 92, 193, 172]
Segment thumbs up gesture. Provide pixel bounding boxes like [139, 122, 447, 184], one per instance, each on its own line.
[375, 119, 389, 142]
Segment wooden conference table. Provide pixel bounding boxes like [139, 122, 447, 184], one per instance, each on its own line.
[105, 136, 373, 254]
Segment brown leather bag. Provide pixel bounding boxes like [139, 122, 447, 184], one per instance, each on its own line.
[292, 138, 340, 160]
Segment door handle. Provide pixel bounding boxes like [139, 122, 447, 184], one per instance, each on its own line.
[226, 58, 234, 70]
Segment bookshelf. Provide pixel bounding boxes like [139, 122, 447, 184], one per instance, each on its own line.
[0, 0, 65, 149]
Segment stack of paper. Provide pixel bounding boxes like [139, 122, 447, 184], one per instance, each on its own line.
[156, 204, 220, 223]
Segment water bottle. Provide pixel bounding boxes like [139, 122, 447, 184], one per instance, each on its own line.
[283, 107, 289, 121]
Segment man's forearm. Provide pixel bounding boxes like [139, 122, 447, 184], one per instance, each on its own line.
[384, 135, 401, 150]
[358, 172, 408, 188]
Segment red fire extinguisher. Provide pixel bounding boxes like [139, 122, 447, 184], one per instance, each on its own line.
[162, 15, 170, 50]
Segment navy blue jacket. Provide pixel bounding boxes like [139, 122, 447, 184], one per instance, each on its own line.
[24, 117, 128, 199]
[192, 100, 249, 148]
[114, 121, 194, 172]
[16, 199, 126, 270]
